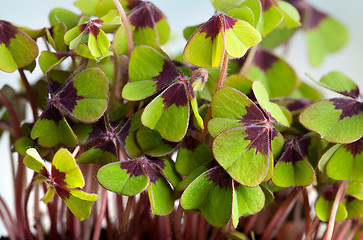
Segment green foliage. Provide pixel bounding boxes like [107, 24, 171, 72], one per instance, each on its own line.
[0, 0, 359, 238]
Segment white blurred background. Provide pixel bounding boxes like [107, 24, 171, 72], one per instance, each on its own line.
[0, 0, 362, 236]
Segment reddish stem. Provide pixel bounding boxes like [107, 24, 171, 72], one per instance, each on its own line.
[324, 180, 348, 240]
[239, 45, 257, 76]
[261, 188, 301, 240]
[0, 196, 17, 240]
[34, 184, 44, 240]
[303, 188, 311, 234]
[119, 195, 134, 239]
[19, 68, 38, 121]
[23, 174, 36, 240]
[93, 188, 108, 240]
[173, 205, 183, 240]
[335, 219, 352, 240]
[197, 214, 206, 240]
[347, 222, 360, 240]
[112, 0, 134, 57]
[190, 68, 208, 85]
[305, 217, 320, 240]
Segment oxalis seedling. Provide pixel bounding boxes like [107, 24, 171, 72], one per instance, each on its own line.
[0, 0, 361, 239]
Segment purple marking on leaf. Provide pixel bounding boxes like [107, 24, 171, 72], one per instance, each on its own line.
[89, 24, 100, 39]
[346, 195, 355, 203]
[244, 125, 270, 155]
[205, 161, 232, 190]
[87, 117, 107, 143]
[40, 105, 64, 125]
[143, 162, 161, 183]
[0, 20, 18, 47]
[51, 165, 67, 187]
[253, 49, 278, 71]
[153, 59, 181, 92]
[162, 139, 178, 149]
[55, 80, 85, 114]
[125, 0, 140, 10]
[322, 184, 339, 201]
[54, 184, 71, 200]
[40, 168, 50, 179]
[161, 82, 188, 108]
[149, 157, 166, 170]
[307, 7, 327, 29]
[343, 87, 360, 99]
[331, 98, 363, 120]
[285, 98, 311, 112]
[48, 80, 62, 94]
[343, 138, 363, 157]
[199, 15, 222, 43]
[279, 137, 311, 164]
[121, 158, 145, 177]
[117, 118, 131, 147]
[221, 13, 237, 30]
[78, 24, 88, 33]
[181, 136, 200, 151]
[260, 0, 274, 12]
[129, 2, 164, 31]
[96, 140, 117, 155]
[238, 103, 266, 126]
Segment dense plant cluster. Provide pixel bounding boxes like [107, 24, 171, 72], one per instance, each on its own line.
[0, 0, 362, 239]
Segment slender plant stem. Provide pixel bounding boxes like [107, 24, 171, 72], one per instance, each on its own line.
[0, 91, 22, 138]
[347, 222, 360, 240]
[197, 214, 206, 240]
[173, 205, 183, 240]
[23, 174, 36, 240]
[113, 53, 121, 99]
[184, 211, 194, 240]
[305, 217, 320, 240]
[324, 180, 348, 240]
[93, 188, 108, 240]
[198, 53, 229, 142]
[243, 214, 258, 235]
[19, 68, 38, 121]
[105, 204, 114, 240]
[0, 122, 15, 136]
[119, 195, 134, 238]
[42, 36, 51, 52]
[303, 188, 312, 234]
[34, 184, 44, 240]
[239, 44, 258, 76]
[215, 53, 229, 92]
[357, 230, 363, 240]
[335, 219, 352, 240]
[0, 196, 17, 240]
[113, 0, 134, 57]
[190, 68, 208, 85]
[261, 188, 301, 240]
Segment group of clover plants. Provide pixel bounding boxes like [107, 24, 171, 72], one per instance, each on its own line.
[0, 0, 362, 239]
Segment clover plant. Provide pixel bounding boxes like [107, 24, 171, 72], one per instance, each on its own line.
[0, 0, 361, 239]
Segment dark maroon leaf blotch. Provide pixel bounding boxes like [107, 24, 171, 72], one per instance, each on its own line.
[221, 14, 237, 30]
[199, 15, 222, 43]
[0, 20, 18, 47]
[51, 165, 67, 187]
[121, 158, 145, 177]
[89, 24, 100, 38]
[322, 184, 339, 201]
[88, 117, 108, 143]
[153, 59, 181, 91]
[40, 105, 64, 125]
[244, 125, 270, 155]
[55, 80, 85, 114]
[143, 163, 161, 183]
[161, 82, 188, 108]
[343, 138, 363, 157]
[40, 168, 50, 179]
[253, 49, 278, 71]
[307, 7, 327, 29]
[149, 157, 166, 170]
[279, 137, 312, 164]
[260, 0, 275, 12]
[96, 140, 117, 155]
[286, 98, 311, 112]
[238, 104, 266, 126]
[116, 118, 131, 147]
[181, 136, 200, 152]
[206, 161, 232, 190]
[129, 2, 164, 31]
[331, 98, 363, 120]
[54, 184, 71, 200]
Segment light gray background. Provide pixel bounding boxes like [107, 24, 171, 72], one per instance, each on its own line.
[0, 0, 362, 236]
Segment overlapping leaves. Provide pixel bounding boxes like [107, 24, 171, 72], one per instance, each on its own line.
[122, 46, 203, 142]
[24, 148, 98, 221]
[209, 82, 288, 186]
